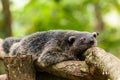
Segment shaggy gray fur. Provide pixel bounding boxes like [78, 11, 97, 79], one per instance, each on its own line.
[2, 30, 99, 67]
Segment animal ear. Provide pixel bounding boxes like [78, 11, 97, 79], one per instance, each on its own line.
[68, 36, 76, 44]
[92, 32, 99, 38]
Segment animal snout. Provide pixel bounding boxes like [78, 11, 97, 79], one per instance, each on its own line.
[89, 38, 95, 45]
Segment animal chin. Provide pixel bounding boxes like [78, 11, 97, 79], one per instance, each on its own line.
[73, 48, 87, 61]
[91, 42, 97, 47]
[72, 43, 97, 61]
[75, 45, 95, 61]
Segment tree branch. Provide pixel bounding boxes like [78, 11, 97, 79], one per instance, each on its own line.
[1, 46, 120, 80]
[35, 61, 90, 80]
[85, 47, 120, 80]
[35, 47, 120, 80]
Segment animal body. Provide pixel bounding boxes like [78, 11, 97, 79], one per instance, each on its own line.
[2, 37, 21, 54]
[1, 30, 99, 67]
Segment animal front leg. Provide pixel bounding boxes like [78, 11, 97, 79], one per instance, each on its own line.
[37, 49, 74, 67]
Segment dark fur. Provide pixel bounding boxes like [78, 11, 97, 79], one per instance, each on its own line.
[2, 37, 21, 54]
[8, 30, 98, 67]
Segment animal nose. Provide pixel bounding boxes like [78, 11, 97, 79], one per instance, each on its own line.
[89, 38, 95, 44]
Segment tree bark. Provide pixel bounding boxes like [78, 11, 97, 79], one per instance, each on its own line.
[4, 54, 36, 80]
[35, 61, 90, 80]
[85, 47, 120, 80]
[1, 0, 12, 38]
[35, 47, 120, 80]
[2, 47, 120, 80]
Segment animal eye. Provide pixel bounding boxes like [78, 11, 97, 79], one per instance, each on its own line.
[68, 36, 76, 44]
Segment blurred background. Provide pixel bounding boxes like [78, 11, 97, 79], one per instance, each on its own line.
[0, 0, 120, 73]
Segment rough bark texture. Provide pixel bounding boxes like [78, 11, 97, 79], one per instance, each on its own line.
[35, 61, 90, 80]
[4, 54, 36, 80]
[1, 47, 120, 80]
[85, 47, 120, 80]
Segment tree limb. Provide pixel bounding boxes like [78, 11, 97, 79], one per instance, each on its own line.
[35, 61, 90, 80]
[1, 46, 120, 80]
[35, 47, 120, 80]
[85, 47, 120, 80]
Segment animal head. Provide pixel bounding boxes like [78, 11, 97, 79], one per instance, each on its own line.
[65, 31, 99, 60]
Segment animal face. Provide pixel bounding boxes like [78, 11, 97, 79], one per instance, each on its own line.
[67, 32, 99, 60]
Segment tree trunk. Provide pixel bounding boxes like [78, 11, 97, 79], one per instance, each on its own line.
[94, 2, 104, 31]
[1, 0, 12, 38]
[4, 54, 36, 80]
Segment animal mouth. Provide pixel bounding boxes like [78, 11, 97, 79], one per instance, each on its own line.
[89, 40, 95, 45]
[74, 45, 96, 61]
[72, 49, 86, 61]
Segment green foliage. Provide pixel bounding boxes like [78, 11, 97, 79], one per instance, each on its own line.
[0, 0, 120, 57]
[12, 0, 95, 36]
[98, 28, 120, 57]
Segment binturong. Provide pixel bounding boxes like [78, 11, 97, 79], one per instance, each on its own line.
[2, 37, 21, 54]
[1, 30, 99, 67]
